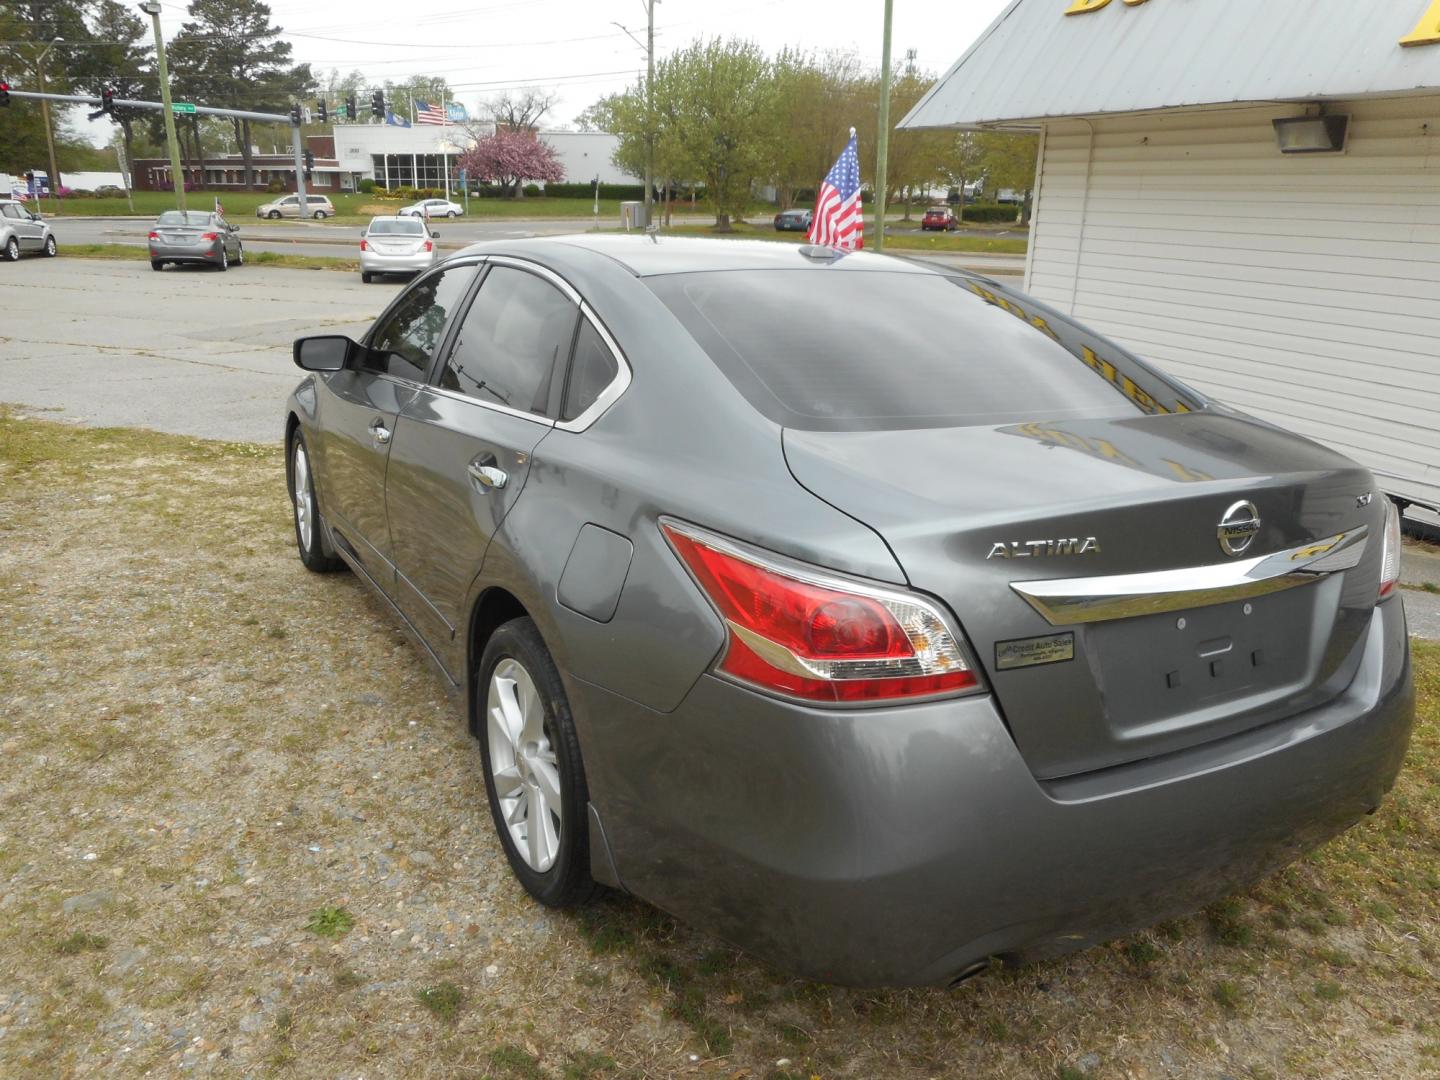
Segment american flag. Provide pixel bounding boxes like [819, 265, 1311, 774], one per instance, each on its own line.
[415, 100, 450, 126]
[808, 128, 863, 249]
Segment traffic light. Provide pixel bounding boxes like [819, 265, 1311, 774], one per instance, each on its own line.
[370, 90, 384, 118]
[346, 94, 357, 121]
[316, 99, 327, 123]
[304, 148, 315, 170]
[0, 81, 10, 107]
[100, 85, 115, 115]
[289, 103, 302, 125]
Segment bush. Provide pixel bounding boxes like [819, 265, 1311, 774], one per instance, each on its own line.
[267, 179, 285, 193]
[542, 181, 646, 200]
[523, 183, 541, 197]
[958, 202, 1021, 223]
[357, 178, 375, 193]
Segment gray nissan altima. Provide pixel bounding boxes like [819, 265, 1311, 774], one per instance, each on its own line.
[283, 235, 1414, 987]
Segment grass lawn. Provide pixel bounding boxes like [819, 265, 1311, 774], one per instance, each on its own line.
[0, 407, 1435, 1077]
[635, 219, 1030, 255]
[62, 242, 356, 272]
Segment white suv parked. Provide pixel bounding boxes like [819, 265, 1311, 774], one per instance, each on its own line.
[0, 199, 57, 260]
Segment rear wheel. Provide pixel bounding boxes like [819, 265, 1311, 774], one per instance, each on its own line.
[361, 271, 372, 283]
[3, 237, 18, 261]
[447, 210, 457, 218]
[479, 619, 596, 908]
[150, 259, 164, 271]
[43, 235, 57, 256]
[289, 431, 343, 573]
[313, 210, 328, 220]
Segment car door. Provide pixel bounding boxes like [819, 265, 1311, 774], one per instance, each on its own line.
[4, 203, 39, 249]
[385, 260, 580, 675]
[281, 196, 300, 218]
[315, 262, 478, 587]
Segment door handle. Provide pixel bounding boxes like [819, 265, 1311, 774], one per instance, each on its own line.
[369, 419, 391, 445]
[467, 462, 508, 490]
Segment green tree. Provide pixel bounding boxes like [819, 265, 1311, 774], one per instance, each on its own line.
[0, 0, 94, 187]
[942, 132, 985, 223]
[768, 49, 863, 210]
[976, 131, 1040, 224]
[383, 75, 454, 123]
[75, 1, 155, 191]
[168, 0, 314, 190]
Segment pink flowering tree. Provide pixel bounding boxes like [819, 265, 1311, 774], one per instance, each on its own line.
[455, 130, 565, 198]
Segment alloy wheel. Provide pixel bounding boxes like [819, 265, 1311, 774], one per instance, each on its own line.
[44, 236, 56, 256]
[3, 238, 17, 261]
[292, 440, 313, 551]
[486, 658, 562, 872]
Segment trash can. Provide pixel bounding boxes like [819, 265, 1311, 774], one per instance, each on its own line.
[620, 200, 647, 230]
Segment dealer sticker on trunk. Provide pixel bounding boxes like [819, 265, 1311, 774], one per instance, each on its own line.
[996, 632, 1075, 671]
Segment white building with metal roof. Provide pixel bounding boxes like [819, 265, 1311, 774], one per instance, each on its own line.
[903, 0, 1440, 518]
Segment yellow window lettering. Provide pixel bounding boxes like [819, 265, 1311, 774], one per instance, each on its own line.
[1081, 346, 1118, 384]
[1064, 0, 1111, 13]
[1029, 314, 1061, 341]
[1164, 459, 1215, 483]
[1401, 0, 1440, 46]
[1092, 439, 1143, 470]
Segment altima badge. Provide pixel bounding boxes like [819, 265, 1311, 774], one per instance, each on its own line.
[987, 537, 1100, 559]
[1217, 500, 1261, 556]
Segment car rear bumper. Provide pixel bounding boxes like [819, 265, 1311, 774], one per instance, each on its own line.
[360, 250, 435, 273]
[149, 241, 222, 262]
[575, 596, 1414, 987]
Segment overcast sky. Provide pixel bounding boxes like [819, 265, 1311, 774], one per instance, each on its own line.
[68, 0, 1010, 142]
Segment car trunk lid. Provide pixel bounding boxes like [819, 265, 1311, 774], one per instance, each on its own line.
[783, 411, 1385, 778]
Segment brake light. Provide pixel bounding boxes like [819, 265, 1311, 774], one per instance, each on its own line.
[1378, 499, 1401, 600]
[423, 240, 433, 252]
[359, 239, 367, 251]
[200, 232, 218, 241]
[147, 231, 158, 240]
[662, 521, 978, 704]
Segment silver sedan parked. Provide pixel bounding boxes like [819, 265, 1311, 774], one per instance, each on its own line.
[148, 210, 243, 271]
[359, 216, 437, 283]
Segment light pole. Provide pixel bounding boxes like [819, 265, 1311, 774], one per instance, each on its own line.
[613, 0, 657, 227]
[873, 0, 895, 253]
[139, 1, 187, 213]
[35, 37, 63, 214]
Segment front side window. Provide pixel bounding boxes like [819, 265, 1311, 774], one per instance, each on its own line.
[368, 266, 476, 381]
[439, 265, 578, 415]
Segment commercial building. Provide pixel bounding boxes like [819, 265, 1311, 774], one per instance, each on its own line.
[903, 0, 1440, 519]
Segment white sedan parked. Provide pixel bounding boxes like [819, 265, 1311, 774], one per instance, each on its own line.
[399, 198, 463, 219]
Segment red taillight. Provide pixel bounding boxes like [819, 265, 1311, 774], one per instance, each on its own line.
[200, 231, 218, 241]
[1379, 499, 1401, 600]
[359, 239, 367, 250]
[423, 240, 433, 252]
[663, 521, 979, 704]
[147, 231, 158, 240]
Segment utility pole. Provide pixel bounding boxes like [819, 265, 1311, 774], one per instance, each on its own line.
[140, 1, 187, 214]
[35, 37, 63, 214]
[873, 0, 895, 253]
[645, 0, 655, 228]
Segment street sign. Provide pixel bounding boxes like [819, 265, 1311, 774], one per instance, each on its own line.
[172, 102, 196, 114]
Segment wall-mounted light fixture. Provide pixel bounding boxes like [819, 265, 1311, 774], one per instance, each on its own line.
[1273, 113, 1349, 154]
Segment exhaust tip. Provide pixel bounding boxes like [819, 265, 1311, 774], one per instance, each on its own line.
[947, 960, 991, 989]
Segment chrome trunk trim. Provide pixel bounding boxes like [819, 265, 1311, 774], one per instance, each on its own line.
[1011, 526, 1368, 626]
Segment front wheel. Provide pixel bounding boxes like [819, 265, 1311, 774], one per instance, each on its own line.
[235, 243, 243, 266]
[268, 210, 281, 220]
[479, 618, 596, 908]
[216, 247, 228, 271]
[289, 431, 344, 573]
[43, 236, 57, 257]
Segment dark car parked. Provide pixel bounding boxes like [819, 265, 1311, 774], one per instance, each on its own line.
[285, 235, 1413, 987]
[774, 208, 813, 232]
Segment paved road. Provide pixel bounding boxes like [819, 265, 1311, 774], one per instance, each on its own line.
[48, 217, 1028, 275]
[1403, 589, 1440, 640]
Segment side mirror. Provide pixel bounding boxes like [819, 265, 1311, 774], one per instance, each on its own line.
[28, 212, 42, 222]
[293, 335, 356, 372]
[430, 230, 438, 238]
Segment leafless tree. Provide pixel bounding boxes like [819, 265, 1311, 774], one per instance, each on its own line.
[483, 88, 558, 133]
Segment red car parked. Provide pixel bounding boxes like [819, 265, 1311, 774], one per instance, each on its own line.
[921, 205, 957, 231]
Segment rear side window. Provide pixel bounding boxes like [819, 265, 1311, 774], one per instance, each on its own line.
[647, 271, 1196, 430]
[439, 265, 578, 415]
[562, 320, 620, 421]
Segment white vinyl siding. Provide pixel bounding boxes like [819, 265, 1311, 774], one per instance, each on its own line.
[1026, 97, 1440, 510]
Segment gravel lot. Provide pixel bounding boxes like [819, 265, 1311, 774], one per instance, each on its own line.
[0, 411, 1437, 1079]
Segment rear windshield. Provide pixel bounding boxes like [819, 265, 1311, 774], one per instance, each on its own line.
[647, 270, 1196, 431]
[157, 211, 212, 226]
[367, 218, 425, 235]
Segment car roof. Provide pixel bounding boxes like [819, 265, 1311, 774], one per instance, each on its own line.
[453, 234, 949, 278]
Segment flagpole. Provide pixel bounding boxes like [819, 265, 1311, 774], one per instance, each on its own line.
[873, 0, 894, 253]
[442, 93, 451, 201]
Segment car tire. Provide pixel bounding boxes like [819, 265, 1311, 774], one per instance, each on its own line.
[235, 244, 244, 266]
[216, 247, 228, 271]
[268, 210, 281, 220]
[289, 431, 344, 573]
[3, 237, 18, 261]
[478, 618, 597, 909]
[150, 259, 164, 271]
[43, 236, 57, 257]
[447, 210, 457, 218]
[314, 210, 327, 220]
[361, 271, 372, 283]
